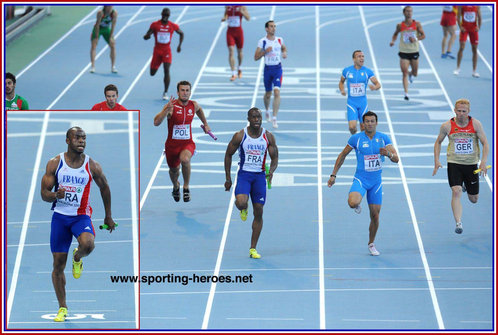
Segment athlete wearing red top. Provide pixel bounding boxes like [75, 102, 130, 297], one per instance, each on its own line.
[433, 98, 489, 235]
[454, 6, 481, 77]
[153, 80, 211, 203]
[440, 6, 457, 59]
[222, 6, 250, 81]
[91, 84, 127, 111]
[144, 8, 184, 99]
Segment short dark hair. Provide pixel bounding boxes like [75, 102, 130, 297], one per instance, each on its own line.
[362, 110, 378, 122]
[6, 72, 16, 84]
[104, 84, 118, 95]
[352, 50, 362, 58]
[162, 8, 170, 15]
[247, 107, 261, 117]
[177, 80, 191, 92]
[403, 6, 412, 14]
[265, 20, 274, 28]
[66, 126, 83, 139]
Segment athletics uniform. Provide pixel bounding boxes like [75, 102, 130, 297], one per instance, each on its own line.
[257, 36, 284, 92]
[398, 20, 420, 60]
[446, 116, 480, 194]
[92, 9, 115, 43]
[348, 132, 393, 205]
[50, 153, 95, 253]
[91, 101, 127, 111]
[149, 20, 180, 70]
[165, 100, 196, 168]
[459, 6, 479, 45]
[235, 127, 269, 205]
[341, 65, 375, 123]
[5, 94, 29, 110]
[225, 6, 244, 49]
[440, 6, 457, 27]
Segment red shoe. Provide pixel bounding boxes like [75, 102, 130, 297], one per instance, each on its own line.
[238, 69, 242, 78]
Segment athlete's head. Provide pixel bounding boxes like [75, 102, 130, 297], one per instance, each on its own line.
[104, 84, 119, 109]
[454, 98, 470, 121]
[247, 107, 262, 129]
[66, 127, 86, 153]
[161, 8, 170, 20]
[265, 20, 276, 35]
[352, 50, 364, 67]
[5, 72, 16, 96]
[362, 110, 378, 123]
[362, 111, 378, 133]
[103, 5, 112, 13]
[177, 80, 192, 103]
[403, 6, 413, 18]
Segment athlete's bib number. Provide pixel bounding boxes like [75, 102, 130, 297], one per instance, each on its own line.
[463, 11, 476, 23]
[402, 31, 417, 43]
[364, 154, 381, 172]
[454, 138, 474, 154]
[227, 16, 241, 27]
[349, 83, 366, 97]
[172, 124, 191, 140]
[157, 32, 171, 44]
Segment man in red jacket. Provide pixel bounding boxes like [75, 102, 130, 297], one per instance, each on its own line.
[91, 84, 127, 111]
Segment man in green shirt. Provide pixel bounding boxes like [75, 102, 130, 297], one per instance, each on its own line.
[5, 72, 29, 110]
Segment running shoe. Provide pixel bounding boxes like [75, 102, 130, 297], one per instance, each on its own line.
[54, 307, 67, 322]
[238, 69, 243, 78]
[404, 95, 409, 101]
[172, 184, 180, 202]
[240, 209, 248, 221]
[111, 66, 118, 73]
[453, 68, 460, 76]
[455, 222, 463, 234]
[408, 73, 414, 83]
[230, 74, 237, 81]
[163, 92, 168, 100]
[272, 118, 278, 129]
[446, 51, 455, 59]
[90, 66, 95, 73]
[183, 188, 190, 202]
[472, 72, 480, 78]
[265, 111, 271, 122]
[354, 205, 361, 214]
[368, 243, 380, 256]
[72, 248, 82, 279]
[441, 53, 447, 58]
[249, 248, 261, 259]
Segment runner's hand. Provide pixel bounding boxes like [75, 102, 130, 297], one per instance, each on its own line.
[224, 180, 232, 191]
[432, 162, 442, 176]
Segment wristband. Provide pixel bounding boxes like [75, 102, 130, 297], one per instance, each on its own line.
[330, 174, 336, 178]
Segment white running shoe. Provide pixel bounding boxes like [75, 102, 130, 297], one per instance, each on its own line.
[265, 111, 271, 122]
[111, 66, 118, 73]
[472, 72, 480, 78]
[455, 222, 463, 234]
[354, 205, 361, 214]
[272, 118, 278, 128]
[453, 68, 460, 76]
[368, 243, 380, 256]
[162, 92, 168, 100]
[90, 66, 95, 73]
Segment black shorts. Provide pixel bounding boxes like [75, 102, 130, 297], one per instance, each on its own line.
[398, 52, 420, 60]
[447, 162, 479, 195]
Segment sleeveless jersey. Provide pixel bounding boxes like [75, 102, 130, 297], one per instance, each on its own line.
[461, 6, 478, 30]
[99, 9, 114, 29]
[226, 6, 243, 28]
[258, 36, 284, 66]
[150, 20, 179, 53]
[52, 153, 93, 216]
[238, 127, 269, 172]
[399, 20, 419, 53]
[167, 100, 196, 145]
[447, 117, 480, 165]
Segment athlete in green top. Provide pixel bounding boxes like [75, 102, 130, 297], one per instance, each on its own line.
[90, 5, 118, 73]
[5, 72, 29, 110]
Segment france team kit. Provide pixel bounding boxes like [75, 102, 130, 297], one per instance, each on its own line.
[258, 36, 284, 92]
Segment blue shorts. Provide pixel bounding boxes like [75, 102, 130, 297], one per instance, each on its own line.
[346, 99, 368, 122]
[50, 212, 95, 253]
[235, 170, 267, 205]
[264, 64, 282, 92]
[349, 177, 383, 205]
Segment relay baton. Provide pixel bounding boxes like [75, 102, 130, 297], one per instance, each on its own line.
[473, 165, 492, 174]
[265, 163, 272, 189]
[201, 125, 217, 140]
[99, 223, 118, 230]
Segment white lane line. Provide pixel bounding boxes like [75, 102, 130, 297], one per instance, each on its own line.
[6, 112, 49, 326]
[9, 240, 132, 248]
[7, 217, 134, 225]
[17, 7, 100, 78]
[343, 319, 419, 323]
[46, 7, 145, 110]
[226, 317, 304, 321]
[201, 7, 276, 330]
[315, 5, 326, 330]
[140, 316, 188, 320]
[477, 49, 492, 72]
[33, 289, 117, 293]
[359, 6, 445, 330]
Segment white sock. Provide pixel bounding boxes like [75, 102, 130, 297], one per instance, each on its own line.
[232, 70, 237, 76]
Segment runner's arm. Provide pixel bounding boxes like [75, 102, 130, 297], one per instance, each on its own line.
[241, 6, 250, 20]
[416, 21, 426, 41]
[110, 10, 117, 37]
[474, 119, 489, 174]
[194, 101, 210, 133]
[389, 23, 401, 46]
[224, 131, 243, 191]
[90, 158, 115, 231]
[40, 157, 64, 202]
[266, 131, 279, 184]
[328, 144, 353, 187]
[433, 121, 450, 176]
[176, 28, 184, 52]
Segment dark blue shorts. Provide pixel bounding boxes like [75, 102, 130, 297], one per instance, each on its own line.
[50, 212, 95, 253]
[235, 170, 267, 205]
[263, 64, 282, 92]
